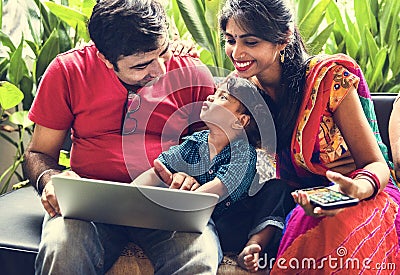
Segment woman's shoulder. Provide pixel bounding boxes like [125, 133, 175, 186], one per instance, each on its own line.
[306, 54, 359, 75]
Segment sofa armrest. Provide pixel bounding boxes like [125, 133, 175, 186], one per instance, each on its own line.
[0, 187, 43, 275]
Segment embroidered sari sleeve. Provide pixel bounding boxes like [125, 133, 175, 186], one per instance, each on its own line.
[328, 65, 360, 113]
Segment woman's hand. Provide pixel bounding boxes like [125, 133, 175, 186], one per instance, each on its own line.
[170, 38, 199, 58]
[153, 159, 200, 191]
[292, 170, 359, 217]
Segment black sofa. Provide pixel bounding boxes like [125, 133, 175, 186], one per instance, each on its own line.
[0, 93, 397, 275]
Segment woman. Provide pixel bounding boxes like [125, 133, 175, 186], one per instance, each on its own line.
[218, 0, 400, 273]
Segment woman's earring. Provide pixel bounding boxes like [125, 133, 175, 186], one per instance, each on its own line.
[280, 49, 285, 63]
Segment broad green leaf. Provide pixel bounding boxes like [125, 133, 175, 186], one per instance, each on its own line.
[369, 0, 379, 16]
[307, 22, 335, 55]
[59, 150, 71, 168]
[0, 31, 16, 52]
[34, 0, 59, 38]
[299, 0, 330, 41]
[205, 0, 223, 30]
[331, 29, 344, 48]
[223, 56, 234, 72]
[349, 10, 365, 63]
[390, 41, 400, 76]
[385, 2, 400, 48]
[326, 1, 346, 31]
[68, 0, 96, 17]
[364, 63, 373, 90]
[369, 48, 387, 88]
[44, 2, 90, 41]
[20, 76, 34, 110]
[354, 0, 377, 37]
[82, 0, 96, 18]
[35, 29, 60, 84]
[364, 28, 379, 66]
[344, 33, 359, 59]
[380, 0, 392, 44]
[386, 84, 400, 94]
[27, 5, 41, 46]
[8, 39, 29, 86]
[0, 57, 9, 77]
[176, 0, 215, 53]
[26, 40, 40, 58]
[168, 0, 190, 38]
[58, 22, 73, 53]
[345, 11, 360, 42]
[0, 81, 24, 110]
[297, 0, 315, 23]
[9, 111, 34, 128]
[199, 49, 214, 67]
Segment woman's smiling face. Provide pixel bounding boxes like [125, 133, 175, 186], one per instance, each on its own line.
[224, 18, 283, 79]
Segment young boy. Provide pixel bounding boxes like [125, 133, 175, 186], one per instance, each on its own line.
[132, 76, 267, 219]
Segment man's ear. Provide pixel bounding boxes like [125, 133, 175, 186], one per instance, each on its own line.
[97, 51, 114, 69]
[232, 114, 250, 130]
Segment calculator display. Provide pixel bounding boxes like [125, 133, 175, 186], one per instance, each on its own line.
[302, 187, 359, 210]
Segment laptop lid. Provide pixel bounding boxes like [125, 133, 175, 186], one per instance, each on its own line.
[52, 175, 219, 233]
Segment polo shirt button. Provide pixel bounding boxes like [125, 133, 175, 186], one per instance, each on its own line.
[208, 169, 213, 174]
[225, 201, 231, 207]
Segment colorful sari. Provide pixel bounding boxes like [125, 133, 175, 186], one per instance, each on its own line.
[271, 54, 399, 274]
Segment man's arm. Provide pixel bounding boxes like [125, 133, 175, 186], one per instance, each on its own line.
[23, 125, 75, 216]
[389, 95, 400, 181]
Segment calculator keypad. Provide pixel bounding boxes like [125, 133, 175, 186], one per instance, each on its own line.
[311, 190, 350, 204]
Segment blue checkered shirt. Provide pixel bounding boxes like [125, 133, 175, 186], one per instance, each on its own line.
[157, 130, 257, 218]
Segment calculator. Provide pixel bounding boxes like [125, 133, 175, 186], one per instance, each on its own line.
[299, 186, 360, 210]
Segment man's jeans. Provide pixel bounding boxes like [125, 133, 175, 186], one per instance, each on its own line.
[35, 214, 223, 274]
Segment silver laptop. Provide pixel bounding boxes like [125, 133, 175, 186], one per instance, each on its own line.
[52, 175, 219, 233]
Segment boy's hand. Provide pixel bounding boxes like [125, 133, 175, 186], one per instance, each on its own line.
[153, 159, 200, 190]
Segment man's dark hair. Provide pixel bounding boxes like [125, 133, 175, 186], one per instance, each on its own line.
[88, 0, 168, 70]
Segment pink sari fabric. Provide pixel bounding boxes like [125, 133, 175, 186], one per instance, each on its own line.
[272, 192, 399, 274]
[272, 54, 399, 273]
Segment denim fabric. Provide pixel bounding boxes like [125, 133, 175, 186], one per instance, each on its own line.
[36, 214, 222, 275]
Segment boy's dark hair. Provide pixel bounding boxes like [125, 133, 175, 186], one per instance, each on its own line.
[88, 0, 168, 70]
[224, 76, 269, 149]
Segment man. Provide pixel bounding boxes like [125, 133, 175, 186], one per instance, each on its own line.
[23, 0, 220, 274]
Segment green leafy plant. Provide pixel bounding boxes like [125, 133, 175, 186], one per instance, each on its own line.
[323, 0, 400, 93]
[0, 81, 33, 194]
[172, 0, 233, 76]
[0, 0, 94, 192]
[295, 0, 335, 55]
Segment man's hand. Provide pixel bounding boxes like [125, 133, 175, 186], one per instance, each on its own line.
[41, 170, 80, 217]
[153, 159, 200, 190]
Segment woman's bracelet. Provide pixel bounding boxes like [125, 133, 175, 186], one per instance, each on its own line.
[349, 169, 381, 200]
[36, 169, 59, 192]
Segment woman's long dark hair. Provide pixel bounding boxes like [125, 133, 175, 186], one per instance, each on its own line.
[219, 0, 309, 152]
